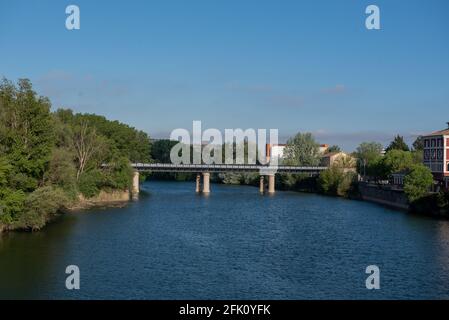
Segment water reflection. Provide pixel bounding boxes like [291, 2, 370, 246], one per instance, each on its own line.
[1, 181, 449, 299]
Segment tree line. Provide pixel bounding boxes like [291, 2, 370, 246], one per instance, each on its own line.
[152, 132, 440, 208]
[1, 78, 445, 231]
[0, 79, 152, 231]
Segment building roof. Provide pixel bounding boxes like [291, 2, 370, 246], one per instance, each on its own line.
[424, 127, 449, 137]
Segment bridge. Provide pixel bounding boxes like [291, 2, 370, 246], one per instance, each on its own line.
[130, 163, 327, 195]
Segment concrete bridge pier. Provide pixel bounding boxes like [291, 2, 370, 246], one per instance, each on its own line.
[259, 175, 265, 193]
[195, 173, 201, 193]
[132, 171, 140, 199]
[202, 172, 210, 193]
[268, 174, 275, 194]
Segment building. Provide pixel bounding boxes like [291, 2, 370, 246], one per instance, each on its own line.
[265, 143, 330, 163]
[266, 143, 286, 161]
[422, 122, 449, 188]
[319, 144, 329, 154]
[320, 151, 355, 169]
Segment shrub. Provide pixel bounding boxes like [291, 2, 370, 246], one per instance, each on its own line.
[101, 156, 133, 190]
[14, 186, 67, 231]
[404, 164, 434, 203]
[78, 169, 104, 198]
[318, 166, 356, 197]
[0, 189, 26, 225]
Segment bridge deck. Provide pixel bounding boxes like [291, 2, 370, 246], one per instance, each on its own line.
[131, 163, 327, 174]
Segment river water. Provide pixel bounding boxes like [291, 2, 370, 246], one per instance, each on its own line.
[1, 181, 449, 299]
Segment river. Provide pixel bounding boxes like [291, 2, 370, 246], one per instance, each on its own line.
[1, 181, 449, 299]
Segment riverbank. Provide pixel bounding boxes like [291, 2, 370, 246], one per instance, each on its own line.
[210, 174, 448, 217]
[64, 190, 131, 211]
[358, 182, 409, 211]
[0, 189, 132, 234]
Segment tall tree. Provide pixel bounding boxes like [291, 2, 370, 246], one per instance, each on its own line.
[283, 132, 320, 166]
[380, 149, 414, 176]
[386, 135, 409, 152]
[72, 121, 108, 180]
[354, 142, 383, 176]
[0, 78, 55, 190]
[412, 136, 424, 151]
[151, 139, 180, 163]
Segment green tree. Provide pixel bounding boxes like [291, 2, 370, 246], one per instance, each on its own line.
[327, 145, 341, 153]
[44, 148, 78, 199]
[386, 135, 409, 152]
[101, 156, 133, 190]
[14, 186, 67, 231]
[284, 132, 320, 166]
[1, 78, 153, 231]
[354, 142, 383, 176]
[318, 166, 356, 197]
[151, 139, 179, 163]
[412, 136, 424, 151]
[404, 165, 433, 202]
[0, 78, 55, 191]
[0, 156, 11, 186]
[381, 150, 414, 176]
[0, 189, 26, 225]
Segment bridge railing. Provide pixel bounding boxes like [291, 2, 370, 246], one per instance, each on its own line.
[128, 163, 327, 174]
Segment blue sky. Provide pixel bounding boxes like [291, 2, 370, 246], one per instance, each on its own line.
[1, 0, 448, 151]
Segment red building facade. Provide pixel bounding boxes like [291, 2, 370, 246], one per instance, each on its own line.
[422, 124, 449, 187]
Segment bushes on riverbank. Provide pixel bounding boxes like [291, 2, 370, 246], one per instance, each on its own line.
[410, 191, 449, 216]
[0, 78, 152, 231]
[403, 164, 434, 203]
[318, 167, 358, 197]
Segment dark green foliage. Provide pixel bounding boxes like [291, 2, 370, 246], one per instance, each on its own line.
[318, 166, 357, 197]
[404, 164, 434, 202]
[55, 109, 151, 163]
[44, 148, 77, 191]
[14, 187, 67, 231]
[0, 78, 152, 231]
[386, 135, 409, 152]
[412, 136, 424, 151]
[151, 139, 180, 163]
[102, 156, 134, 190]
[379, 149, 414, 178]
[0, 189, 26, 225]
[78, 169, 104, 198]
[279, 173, 298, 188]
[410, 191, 449, 215]
[0, 78, 55, 191]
